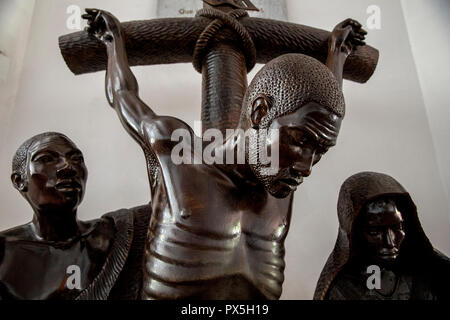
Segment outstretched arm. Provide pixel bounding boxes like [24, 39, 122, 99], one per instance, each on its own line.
[82, 9, 158, 148]
[326, 19, 367, 88]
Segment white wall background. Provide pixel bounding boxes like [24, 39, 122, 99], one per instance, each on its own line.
[401, 0, 450, 206]
[0, 0, 35, 153]
[0, 0, 448, 300]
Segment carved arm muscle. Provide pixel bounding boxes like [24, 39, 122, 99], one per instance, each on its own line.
[83, 9, 189, 150]
[104, 28, 158, 149]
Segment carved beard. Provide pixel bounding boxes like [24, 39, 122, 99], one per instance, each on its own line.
[248, 126, 290, 199]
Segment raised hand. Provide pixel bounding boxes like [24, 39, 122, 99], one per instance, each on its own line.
[82, 8, 123, 44]
[330, 18, 367, 56]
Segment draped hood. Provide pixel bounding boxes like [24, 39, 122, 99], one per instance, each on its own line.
[314, 172, 449, 300]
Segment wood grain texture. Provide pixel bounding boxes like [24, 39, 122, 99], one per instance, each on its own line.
[59, 16, 379, 83]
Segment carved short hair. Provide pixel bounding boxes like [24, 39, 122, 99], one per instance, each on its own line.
[12, 132, 73, 177]
[241, 53, 345, 128]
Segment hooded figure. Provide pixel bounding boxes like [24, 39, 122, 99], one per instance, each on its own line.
[314, 172, 450, 300]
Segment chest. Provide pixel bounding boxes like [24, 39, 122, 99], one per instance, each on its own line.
[0, 241, 94, 300]
[152, 163, 293, 238]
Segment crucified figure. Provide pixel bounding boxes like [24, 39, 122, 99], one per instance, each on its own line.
[82, 8, 366, 300]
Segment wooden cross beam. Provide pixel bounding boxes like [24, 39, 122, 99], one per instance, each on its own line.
[59, 16, 378, 83]
[59, 3, 378, 133]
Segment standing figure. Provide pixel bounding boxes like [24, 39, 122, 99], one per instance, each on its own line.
[83, 8, 365, 299]
[0, 132, 151, 300]
[314, 172, 450, 300]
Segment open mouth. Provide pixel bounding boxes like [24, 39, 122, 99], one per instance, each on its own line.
[55, 180, 82, 192]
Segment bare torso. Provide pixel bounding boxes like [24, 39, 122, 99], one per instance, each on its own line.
[78, 8, 364, 301]
[141, 120, 293, 300]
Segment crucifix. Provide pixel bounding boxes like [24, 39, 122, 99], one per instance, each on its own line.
[59, 0, 378, 134]
[59, 0, 378, 299]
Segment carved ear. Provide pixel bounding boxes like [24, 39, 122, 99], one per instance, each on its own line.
[11, 172, 27, 192]
[250, 95, 270, 129]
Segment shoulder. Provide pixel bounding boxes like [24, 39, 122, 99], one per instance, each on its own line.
[0, 224, 35, 266]
[142, 116, 194, 144]
[431, 249, 450, 282]
[0, 223, 34, 241]
[101, 205, 151, 239]
[433, 249, 450, 264]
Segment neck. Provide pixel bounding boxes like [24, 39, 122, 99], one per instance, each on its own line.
[217, 127, 260, 185]
[31, 208, 80, 242]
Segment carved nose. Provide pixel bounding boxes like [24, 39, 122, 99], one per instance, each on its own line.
[384, 229, 395, 248]
[291, 163, 311, 178]
[292, 155, 313, 177]
[297, 147, 315, 177]
[57, 160, 77, 178]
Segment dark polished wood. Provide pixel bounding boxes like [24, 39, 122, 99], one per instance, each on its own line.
[0, 133, 151, 300]
[59, 13, 379, 83]
[78, 7, 369, 300]
[314, 172, 450, 300]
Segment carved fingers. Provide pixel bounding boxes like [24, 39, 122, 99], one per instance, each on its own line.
[331, 18, 367, 55]
[343, 19, 367, 47]
[82, 8, 102, 35]
[82, 8, 121, 43]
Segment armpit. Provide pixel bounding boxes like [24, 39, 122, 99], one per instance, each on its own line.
[142, 116, 195, 150]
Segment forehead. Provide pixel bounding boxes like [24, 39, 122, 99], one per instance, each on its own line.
[271, 102, 342, 144]
[28, 135, 80, 156]
[364, 200, 403, 226]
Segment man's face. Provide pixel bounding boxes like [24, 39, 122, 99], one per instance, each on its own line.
[251, 102, 342, 198]
[359, 199, 406, 264]
[24, 135, 87, 213]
